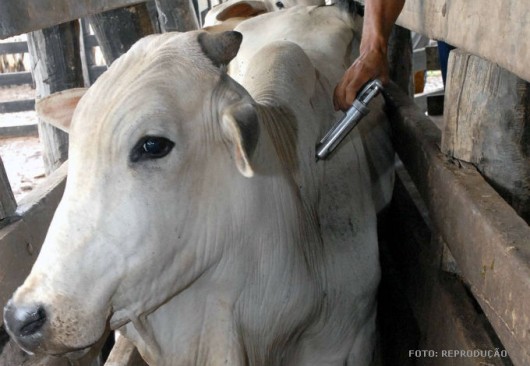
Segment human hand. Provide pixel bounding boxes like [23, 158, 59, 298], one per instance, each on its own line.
[333, 47, 389, 111]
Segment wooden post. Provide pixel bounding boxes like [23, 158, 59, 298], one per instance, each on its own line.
[79, 19, 95, 87]
[27, 21, 84, 174]
[385, 81, 530, 365]
[88, 3, 155, 65]
[387, 25, 413, 96]
[0, 157, 16, 218]
[155, 0, 199, 32]
[145, 1, 162, 33]
[442, 49, 530, 223]
[378, 167, 512, 365]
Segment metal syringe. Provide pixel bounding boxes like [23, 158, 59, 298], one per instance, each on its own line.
[316, 79, 383, 161]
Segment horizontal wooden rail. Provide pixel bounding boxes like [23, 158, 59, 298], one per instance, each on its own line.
[0, 41, 28, 54]
[0, 71, 32, 87]
[0, 99, 35, 113]
[397, 0, 530, 83]
[0, 36, 98, 55]
[384, 82, 530, 366]
[0, 0, 145, 39]
[379, 168, 510, 364]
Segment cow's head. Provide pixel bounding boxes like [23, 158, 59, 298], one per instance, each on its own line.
[3, 31, 259, 356]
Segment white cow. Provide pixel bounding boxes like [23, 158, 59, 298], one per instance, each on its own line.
[4, 4, 393, 366]
[202, 0, 326, 31]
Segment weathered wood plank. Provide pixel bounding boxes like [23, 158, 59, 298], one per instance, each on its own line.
[387, 25, 413, 96]
[385, 82, 530, 366]
[0, 123, 38, 139]
[379, 170, 511, 365]
[104, 336, 147, 366]
[425, 45, 439, 71]
[0, 41, 28, 55]
[396, 0, 530, 83]
[0, 71, 33, 87]
[442, 49, 530, 223]
[79, 19, 94, 87]
[27, 21, 84, 174]
[88, 4, 155, 65]
[0, 99, 34, 113]
[421, 271, 512, 365]
[155, 0, 199, 32]
[0, 0, 146, 39]
[0, 157, 16, 220]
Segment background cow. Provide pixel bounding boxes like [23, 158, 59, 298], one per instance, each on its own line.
[4, 4, 393, 365]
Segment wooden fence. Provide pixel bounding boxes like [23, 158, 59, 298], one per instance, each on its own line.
[0, 0, 528, 365]
[0, 32, 106, 114]
[381, 1, 530, 364]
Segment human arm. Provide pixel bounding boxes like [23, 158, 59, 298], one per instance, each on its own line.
[333, 0, 405, 111]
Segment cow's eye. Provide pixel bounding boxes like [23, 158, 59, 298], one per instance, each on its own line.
[275, 1, 285, 9]
[130, 136, 175, 162]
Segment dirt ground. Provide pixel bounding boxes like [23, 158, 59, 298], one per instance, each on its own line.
[0, 134, 45, 201]
[0, 84, 35, 101]
[0, 85, 44, 202]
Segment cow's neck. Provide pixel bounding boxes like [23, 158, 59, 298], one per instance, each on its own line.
[124, 44, 334, 365]
[122, 134, 325, 364]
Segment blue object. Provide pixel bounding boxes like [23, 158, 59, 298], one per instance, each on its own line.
[437, 41, 456, 86]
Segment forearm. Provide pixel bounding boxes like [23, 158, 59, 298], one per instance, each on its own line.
[361, 0, 405, 54]
[333, 0, 406, 110]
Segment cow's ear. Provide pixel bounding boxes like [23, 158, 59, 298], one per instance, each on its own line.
[221, 102, 260, 177]
[36, 88, 87, 133]
[198, 31, 243, 67]
[216, 1, 268, 21]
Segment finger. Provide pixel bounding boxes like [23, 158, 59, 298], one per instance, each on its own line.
[333, 85, 340, 111]
[335, 72, 358, 111]
[341, 74, 368, 110]
[333, 78, 347, 111]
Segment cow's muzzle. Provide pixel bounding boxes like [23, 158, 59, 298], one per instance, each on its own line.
[3, 299, 47, 352]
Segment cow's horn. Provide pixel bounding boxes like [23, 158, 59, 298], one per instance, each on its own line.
[198, 31, 243, 67]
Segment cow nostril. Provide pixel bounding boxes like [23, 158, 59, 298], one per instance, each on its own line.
[4, 301, 47, 339]
[19, 306, 47, 337]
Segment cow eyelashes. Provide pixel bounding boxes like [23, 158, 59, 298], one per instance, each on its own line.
[130, 136, 175, 163]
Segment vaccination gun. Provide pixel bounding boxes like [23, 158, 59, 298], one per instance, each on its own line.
[316, 79, 383, 161]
